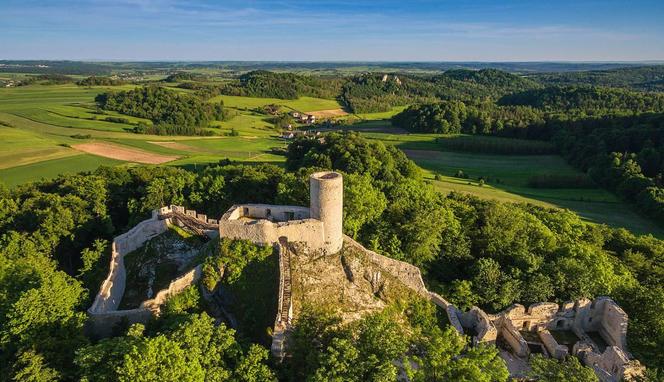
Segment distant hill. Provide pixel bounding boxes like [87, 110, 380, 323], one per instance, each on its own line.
[530, 65, 664, 91]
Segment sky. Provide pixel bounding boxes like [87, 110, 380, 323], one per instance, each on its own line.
[2, 0, 664, 61]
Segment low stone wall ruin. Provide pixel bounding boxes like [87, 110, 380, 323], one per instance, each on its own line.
[219, 204, 328, 252]
[538, 329, 568, 359]
[87, 206, 212, 337]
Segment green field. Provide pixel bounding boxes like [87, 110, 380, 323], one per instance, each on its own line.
[362, 132, 663, 237]
[210, 94, 342, 112]
[0, 154, 125, 187]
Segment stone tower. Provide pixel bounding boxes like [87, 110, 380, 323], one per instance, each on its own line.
[310, 171, 343, 253]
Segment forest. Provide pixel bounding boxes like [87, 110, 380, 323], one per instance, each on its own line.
[532, 66, 664, 91]
[0, 132, 662, 381]
[95, 86, 230, 135]
[220, 70, 342, 100]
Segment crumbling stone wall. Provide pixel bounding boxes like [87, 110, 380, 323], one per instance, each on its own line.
[219, 209, 327, 252]
[89, 210, 169, 314]
[218, 172, 345, 255]
[574, 297, 628, 349]
[88, 206, 212, 337]
[538, 329, 569, 359]
[447, 297, 644, 382]
[501, 302, 559, 331]
[497, 317, 529, 357]
[141, 265, 202, 311]
[343, 236, 428, 295]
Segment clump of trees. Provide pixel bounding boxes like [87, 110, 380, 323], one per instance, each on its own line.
[392, 101, 544, 134]
[77, 76, 126, 86]
[288, 302, 510, 381]
[95, 86, 232, 135]
[164, 72, 206, 82]
[222, 70, 342, 100]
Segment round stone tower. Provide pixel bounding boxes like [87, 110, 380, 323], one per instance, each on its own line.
[310, 171, 343, 254]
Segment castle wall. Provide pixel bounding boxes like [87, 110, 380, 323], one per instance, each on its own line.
[89, 211, 169, 314]
[88, 206, 212, 337]
[224, 204, 310, 222]
[220, 217, 327, 251]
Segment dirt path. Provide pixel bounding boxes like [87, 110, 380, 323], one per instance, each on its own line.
[72, 141, 180, 164]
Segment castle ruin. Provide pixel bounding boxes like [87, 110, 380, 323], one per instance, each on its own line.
[218, 171, 343, 254]
[87, 170, 644, 381]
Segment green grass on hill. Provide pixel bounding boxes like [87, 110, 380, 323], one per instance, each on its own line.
[210, 94, 342, 112]
[366, 133, 663, 237]
[0, 154, 125, 187]
[0, 126, 78, 169]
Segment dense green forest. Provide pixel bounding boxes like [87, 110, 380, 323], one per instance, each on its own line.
[95, 86, 231, 135]
[0, 132, 662, 380]
[340, 69, 540, 113]
[532, 66, 664, 91]
[77, 76, 126, 87]
[498, 86, 664, 114]
[221, 70, 342, 100]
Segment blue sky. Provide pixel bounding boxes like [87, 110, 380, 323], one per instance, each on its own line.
[2, 0, 664, 61]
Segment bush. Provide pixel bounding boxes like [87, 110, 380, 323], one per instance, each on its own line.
[104, 116, 130, 124]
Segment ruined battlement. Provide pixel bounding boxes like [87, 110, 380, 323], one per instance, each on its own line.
[218, 171, 344, 254]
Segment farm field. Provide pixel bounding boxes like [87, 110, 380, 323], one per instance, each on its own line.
[0, 83, 299, 186]
[0, 154, 125, 187]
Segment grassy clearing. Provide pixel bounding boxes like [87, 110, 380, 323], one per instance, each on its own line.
[210, 94, 342, 112]
[364, 133, 662, 236]
[0, 154, 125, 187]
[0, 126, 78, 169]
[353, 106, 407, 120]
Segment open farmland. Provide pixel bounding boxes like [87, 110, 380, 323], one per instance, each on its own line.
[72, 141, 181, 164]
[0, 83, 298, 185]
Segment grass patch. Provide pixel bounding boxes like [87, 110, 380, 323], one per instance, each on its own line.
[0, 154, 125, 187]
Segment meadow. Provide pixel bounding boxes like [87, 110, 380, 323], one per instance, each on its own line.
[0, 81, 661, 237]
